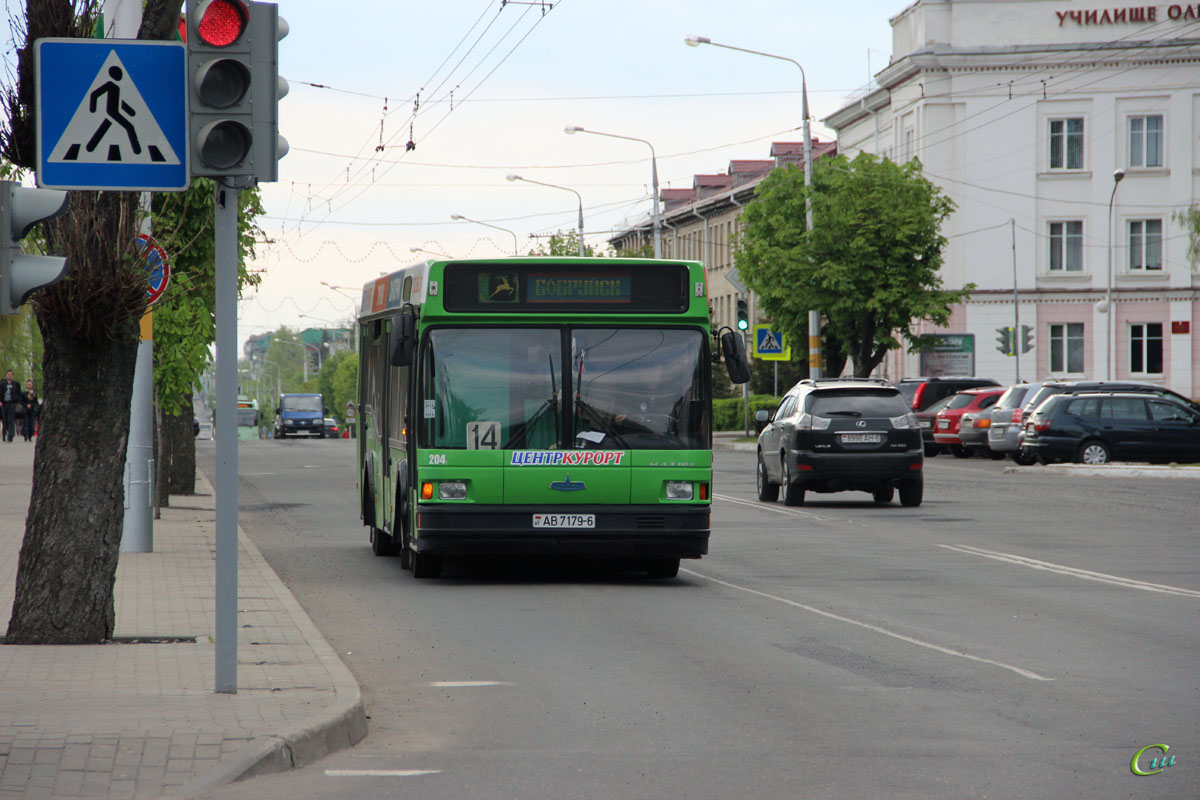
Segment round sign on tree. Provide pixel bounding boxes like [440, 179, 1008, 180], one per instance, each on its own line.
[136, 233, 170, 306]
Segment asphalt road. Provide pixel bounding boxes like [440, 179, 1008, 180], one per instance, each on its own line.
[197, 439, 1199, 799]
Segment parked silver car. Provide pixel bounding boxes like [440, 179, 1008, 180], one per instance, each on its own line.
[987, 382, 1050, 465]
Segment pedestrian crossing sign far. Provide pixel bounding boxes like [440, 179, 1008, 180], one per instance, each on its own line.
[753, 325, 791, 361]
[35, 39, 188, 191]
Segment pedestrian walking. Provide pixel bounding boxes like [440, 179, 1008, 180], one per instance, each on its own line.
[0, 371, 20, 443]
[21, 381, 39, 441]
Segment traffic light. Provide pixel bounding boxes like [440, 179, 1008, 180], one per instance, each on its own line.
[187, 0, 288, 181]
[735, 297, 749, 331]
[995, 326, 1013, 356]
[0, 181, 69, 316]
[1020, 324, 1034, 354]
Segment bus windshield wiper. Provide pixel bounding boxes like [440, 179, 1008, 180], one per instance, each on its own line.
[504, 354, 558, 449]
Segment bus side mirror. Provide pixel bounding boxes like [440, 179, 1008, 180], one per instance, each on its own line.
[389, 311, 416, 367]
[720, 330, 751, 384]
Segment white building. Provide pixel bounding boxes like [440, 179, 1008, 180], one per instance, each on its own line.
[825, 0, 1200, 397]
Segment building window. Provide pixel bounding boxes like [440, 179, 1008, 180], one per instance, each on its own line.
[1128, 219, 1163, 271]
[1129, 323, 1163, 374]
[1129, 115, 1163, 168]
[1048, 221, 1083, 271]
[1049, 323, 1084, 374]
[1049, 118, 1084, 170]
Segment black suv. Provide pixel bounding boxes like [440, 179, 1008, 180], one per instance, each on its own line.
[895, 376, 1000, 411]
[754, 379, 925, 507]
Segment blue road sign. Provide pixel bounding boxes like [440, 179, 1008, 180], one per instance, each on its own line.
[35, 39, 188, 191]
[753, 325, 791, 360]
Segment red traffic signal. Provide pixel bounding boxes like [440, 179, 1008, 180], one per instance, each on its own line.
[194, 0, 248, 47]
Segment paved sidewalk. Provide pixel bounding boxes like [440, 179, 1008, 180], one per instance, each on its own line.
[0, 442, 366, 798]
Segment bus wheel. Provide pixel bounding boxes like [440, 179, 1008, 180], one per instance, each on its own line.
[411, 551, 443, 579]
[645, 558, 680, 579]
[370, 526, 395, 557]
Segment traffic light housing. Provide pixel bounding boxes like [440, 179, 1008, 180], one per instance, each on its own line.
[735, 297, 749, 331]
[1020, 324, 1034, 354]
[187, 0, 288, 181]
[995, 326, 1014, 356]
[0, 181, 69, 316]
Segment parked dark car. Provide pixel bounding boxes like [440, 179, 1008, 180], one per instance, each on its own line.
[895, 376, 1000, 412]
[936, 387, 1006, 457]
[755, 378, 925, 507]
[323, 417, 340, 438]
[914, 395, 955, 456]
[1021, 392, 1200, 465]
[1011, 380, 1200, 465]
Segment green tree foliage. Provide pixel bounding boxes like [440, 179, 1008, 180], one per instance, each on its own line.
[1174, 205, 1200, 270]
[318, 349, 358, 424]
[526, 229, 608, 257]
[737, 153, 972, 377]
[150, 180, 264, 415]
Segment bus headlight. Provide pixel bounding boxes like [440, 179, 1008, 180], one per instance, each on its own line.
[438, 482, 468, 500]
[665, 481, 693, 500]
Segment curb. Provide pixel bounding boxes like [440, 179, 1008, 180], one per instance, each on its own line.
[171, 473, 368, 798]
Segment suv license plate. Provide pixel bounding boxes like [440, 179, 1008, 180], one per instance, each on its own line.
[533, 513, 595, 529]
[841, 433, 883, 444]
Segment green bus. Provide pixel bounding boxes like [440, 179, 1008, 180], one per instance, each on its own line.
[355, 257, 750, 579]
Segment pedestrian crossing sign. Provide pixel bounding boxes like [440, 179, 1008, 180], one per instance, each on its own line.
[35, 39, 188, 191]
[753, 325, 791, 361]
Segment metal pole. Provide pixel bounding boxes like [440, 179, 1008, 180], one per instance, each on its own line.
[1105, 170, 1124, 381]
[801, 79, 822, 380]
[651, 153, 662, 259]
[214, 181, 239, 694]
[1011, 218, 1020, 383]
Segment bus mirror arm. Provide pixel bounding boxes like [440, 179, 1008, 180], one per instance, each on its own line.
[389, 310, 417, 367]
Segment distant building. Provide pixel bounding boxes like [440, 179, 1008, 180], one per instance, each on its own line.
[609, 139, 836, 335]
[825, 0, 1200, 395]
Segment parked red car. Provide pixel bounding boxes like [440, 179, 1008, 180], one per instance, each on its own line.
[932, 387, 1005, 458]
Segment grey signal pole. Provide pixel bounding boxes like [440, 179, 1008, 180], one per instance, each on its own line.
[214, 180, 240, 693]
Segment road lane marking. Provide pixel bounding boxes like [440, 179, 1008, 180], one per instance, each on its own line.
[325, 769, 442, 777]
[682, 567, 1053, 682]
[428, 681, 512, 687]
[713, 492, 835, 522]
[939, 544, 1200, 598]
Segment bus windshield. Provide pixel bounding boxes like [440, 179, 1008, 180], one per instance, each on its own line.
[418, 327, 708, 451]
[237, 408, 258, 427]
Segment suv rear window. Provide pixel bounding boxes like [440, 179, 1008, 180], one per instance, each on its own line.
[995, 385, 1030, 409]
[944, 393, 977, 411]
[809, 389, 908, 417]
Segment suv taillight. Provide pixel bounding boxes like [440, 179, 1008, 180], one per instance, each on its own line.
[912, 384, 927, 411]
[1031, 418, 1051, 432]
[1010, 408, 1023, 424]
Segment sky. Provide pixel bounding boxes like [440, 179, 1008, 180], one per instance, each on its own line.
[6, 0, 907, 353]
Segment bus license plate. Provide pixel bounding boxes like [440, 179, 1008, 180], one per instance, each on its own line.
[840, 433, 883, 444]
[533, 513, 595, 529]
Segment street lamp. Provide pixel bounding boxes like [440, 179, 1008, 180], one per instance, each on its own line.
[410, 246, 450, 258]
[1100, 168, 1125, 380]
[564, 125, 661, 258]
[450, 213, 520, 255]
[685, 34, 822, 379]
[321, 281, 361, 354]
[271, 338, 314, 382]
[506, 173, 585, 256]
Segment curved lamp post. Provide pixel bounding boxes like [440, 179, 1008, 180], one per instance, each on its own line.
[685, 34, 822, 379]
[506, 173, 585, 256]
[564, 125, 660, 258]
[450, 213, 520, 255]
[1099, 168, 1125, 380]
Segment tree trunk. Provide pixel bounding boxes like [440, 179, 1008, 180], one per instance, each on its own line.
[6, 322, 138, 643]
[164, 395, 195, 496]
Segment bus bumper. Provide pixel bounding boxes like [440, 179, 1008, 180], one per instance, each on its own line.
[414, 504, 709, 559]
